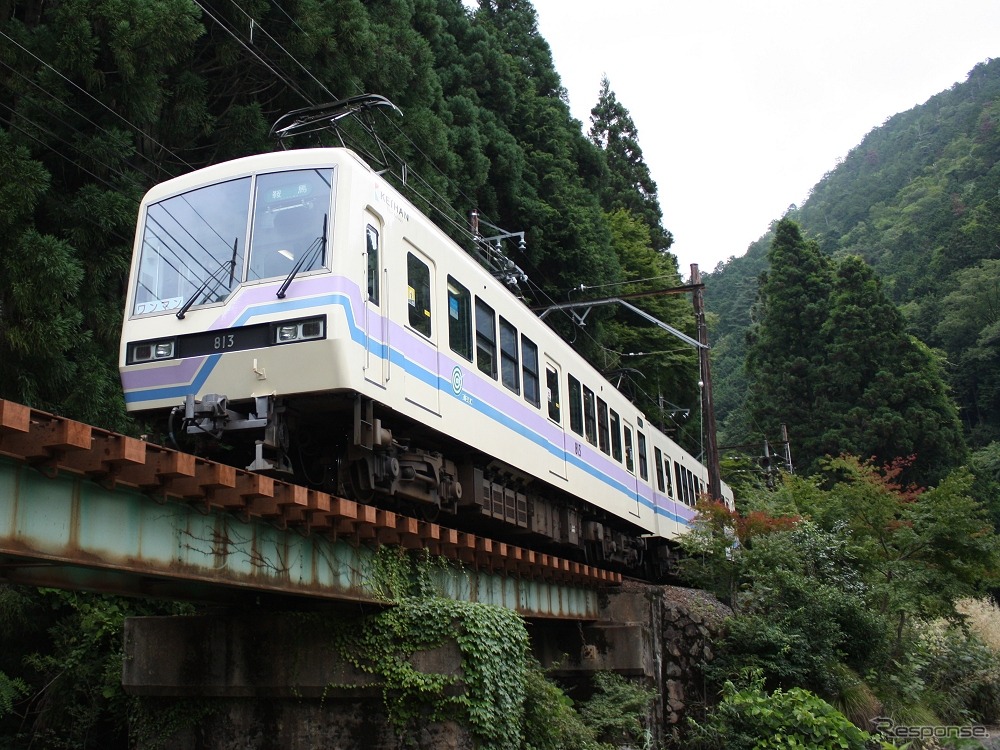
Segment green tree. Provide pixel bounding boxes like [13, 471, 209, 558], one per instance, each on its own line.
[817, 256, 966, 485]
[601, 209, 699, 444]
[682, 509, 889, 698]
[744, 218, 834, 474]
[710, 59, 1000, 462]
[807, 456, 998, 644]
[745, 220, 964, 484]
[588, 76, 671, 251]
[471, 0, 623, 359]
[932, 259, 1000, 445]
[0, 586, 190, 749]
[682, 460, 999, 724]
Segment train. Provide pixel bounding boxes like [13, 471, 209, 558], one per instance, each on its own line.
[118, 145, 733, 575]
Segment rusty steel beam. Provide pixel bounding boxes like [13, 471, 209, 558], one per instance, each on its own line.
[0, 400, 616, 617]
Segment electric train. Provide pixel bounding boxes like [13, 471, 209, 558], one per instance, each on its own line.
[119, 146, 733, 573]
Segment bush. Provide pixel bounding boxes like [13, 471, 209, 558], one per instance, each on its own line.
[687, 671, 876, 750]
[918, 621, 1000, 724]
[520, 668, 660, 750]
[579, 672, 657, 748]
[520, 664, 604, 750]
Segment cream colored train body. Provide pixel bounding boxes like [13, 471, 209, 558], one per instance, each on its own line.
[119, 147, 732, 571]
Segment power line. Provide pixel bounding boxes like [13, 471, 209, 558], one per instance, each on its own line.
[0, 27, 195, 171]
[0, 60, 167, 186]
[189, 0, 314, 106]
[225, 0, 338, 102]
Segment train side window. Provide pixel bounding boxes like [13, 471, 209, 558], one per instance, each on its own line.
[638, 432, 648, 481]
[610, 410, 622, 462]
[406, 252, 432, 337]
[597, 398, 610, 454]
[675, 463, 686, 504]
[447, 277, 472, 361]
[583, 386, 597, 445]
[475, 297, 497, 379]
[546, 367, 561, 422]
[500, 317, 519, 393]
[568, 376, 583, 435]
[654, 447, 665, 492]
[522, 337, 540, 408]
[624, 426, 634, 473]
[366, 225, 380, 304]
[664, 456, 674, 497]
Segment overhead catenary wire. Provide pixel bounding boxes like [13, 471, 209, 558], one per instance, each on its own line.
[223, 0, 338, 102]
[188, 0, 315, 107]
[0, 27, 195, 172]
[0, 67, 173, 187]
[0, 108, 139, 248]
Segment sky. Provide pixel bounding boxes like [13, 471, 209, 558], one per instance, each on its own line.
[526, 0, 1000, 274]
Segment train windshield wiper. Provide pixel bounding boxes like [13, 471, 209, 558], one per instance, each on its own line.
[176, 238, 239, 319]
[277, 214, 328, 299]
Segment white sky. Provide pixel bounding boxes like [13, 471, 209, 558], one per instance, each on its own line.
[527, 0, 1000, 274]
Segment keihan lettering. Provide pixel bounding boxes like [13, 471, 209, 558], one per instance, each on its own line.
[376, 189, 409, 222]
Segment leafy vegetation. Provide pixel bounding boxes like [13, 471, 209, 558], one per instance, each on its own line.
[340, 595, 529, 749]
[686, 670, 883, 750]
[0, 587, 193, 749]
[679, 456, 1000, 737]
[328, 548, 658, 750]
[744, 217, 965, 486]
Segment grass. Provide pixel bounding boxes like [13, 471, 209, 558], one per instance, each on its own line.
[956, 598, 1000, 653]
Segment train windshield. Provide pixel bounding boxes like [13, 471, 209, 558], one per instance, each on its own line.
[132, 168, 334, 317]
[134, 177, 251, 316]
[248, 169, 331, 281]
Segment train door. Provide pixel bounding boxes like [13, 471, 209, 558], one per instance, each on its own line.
[363, 212, 387, 388]
[403, 242, 440, 414]
[621, 418, 642, 519]
[544, 359, 568, 480]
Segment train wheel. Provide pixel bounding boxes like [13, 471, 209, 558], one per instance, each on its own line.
[345, 459, 375, 503]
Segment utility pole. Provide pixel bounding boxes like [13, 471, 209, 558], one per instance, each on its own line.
[781, 423, 794, 474]
[691, 264, 722, 501]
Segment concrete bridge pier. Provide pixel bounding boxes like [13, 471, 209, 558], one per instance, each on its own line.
[122, 585, 729, 749]
[122, 611, 473, 750]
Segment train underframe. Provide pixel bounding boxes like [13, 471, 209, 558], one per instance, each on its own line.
[168, 391, 672, 578]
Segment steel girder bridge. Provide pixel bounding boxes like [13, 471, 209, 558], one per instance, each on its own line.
[0, 399, 615, 619]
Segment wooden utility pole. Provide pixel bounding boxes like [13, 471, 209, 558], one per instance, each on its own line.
[691, 264, 722, 501]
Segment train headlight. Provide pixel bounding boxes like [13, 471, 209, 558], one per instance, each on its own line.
[276, 325, 299, 342]
[272, 317, 325, 344]
[129, 339, 176, 364]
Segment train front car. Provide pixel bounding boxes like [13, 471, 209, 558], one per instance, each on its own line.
[119, 149, 355, 474]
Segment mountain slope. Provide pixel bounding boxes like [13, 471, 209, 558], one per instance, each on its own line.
[708, 56, 1000, 453]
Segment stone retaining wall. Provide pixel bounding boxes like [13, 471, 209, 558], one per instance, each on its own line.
[658, 585, 731, 726]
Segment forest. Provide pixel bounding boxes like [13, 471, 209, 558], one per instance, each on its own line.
[0, 0, 998, 747]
